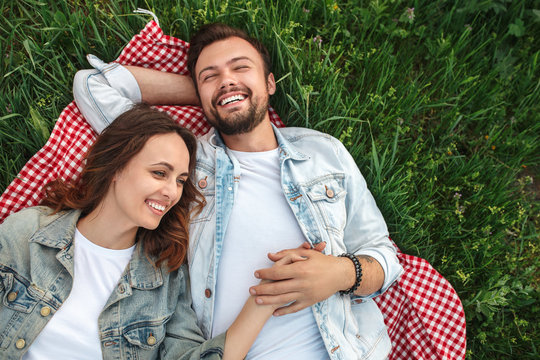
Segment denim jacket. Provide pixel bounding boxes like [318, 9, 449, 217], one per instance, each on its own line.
[73, 61, 404, 360]
[0, 207, 225, 359]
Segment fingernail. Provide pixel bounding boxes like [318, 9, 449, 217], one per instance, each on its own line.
[256, 298, 263, 304]
[254, 271, 260, 278]
[273, 311, 280, 316]
[249, 288, 256, 295]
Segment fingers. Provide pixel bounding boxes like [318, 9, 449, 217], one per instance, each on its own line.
[250, 278, 303, 296]
[273, 301, 310, 316]
[253, 292, 299, 307]
[273, 253, 307, 265]
[312, 241, 326, 252]
[300, 241, 312, 249]
[267, 243, 326, 262]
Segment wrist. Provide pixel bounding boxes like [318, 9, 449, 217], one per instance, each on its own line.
[338, 253, 363, 295]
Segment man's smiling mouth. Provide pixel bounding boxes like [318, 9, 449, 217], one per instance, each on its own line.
[220, 94, 246, 106]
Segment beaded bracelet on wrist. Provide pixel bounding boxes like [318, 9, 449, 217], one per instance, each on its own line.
[338, 253, 362, 295]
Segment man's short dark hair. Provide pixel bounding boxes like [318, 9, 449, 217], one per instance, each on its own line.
[187, 23, 272, 91]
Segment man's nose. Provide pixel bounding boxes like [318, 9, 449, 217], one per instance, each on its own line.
[219, 71, 237, 89]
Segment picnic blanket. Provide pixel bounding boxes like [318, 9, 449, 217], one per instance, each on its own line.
[0, 20, 466, 359]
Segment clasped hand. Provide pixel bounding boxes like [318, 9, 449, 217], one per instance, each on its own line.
[249, 242, 353, 316]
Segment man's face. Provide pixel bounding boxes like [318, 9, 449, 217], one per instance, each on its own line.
[194, 36, 276, 135]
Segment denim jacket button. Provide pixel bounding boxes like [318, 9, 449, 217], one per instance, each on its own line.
[198, 179, 207, 189]
[15, 339, 25, 349]
[204, 289, 212, 298]
[146, 335, 157, 346]
[118, 284, 125, 294]
[40, 306, 51, 317]
[326, 188, 335, 198]
[7, 292, 17, 302]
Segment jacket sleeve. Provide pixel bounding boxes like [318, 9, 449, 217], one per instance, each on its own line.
[160, 265, 225, 360]
[336, 139, 404, 298]
[73, 55, 142, 134]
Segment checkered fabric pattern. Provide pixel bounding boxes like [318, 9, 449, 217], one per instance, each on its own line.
[375, 246, 467, 359]
[0, 21, 466, 359]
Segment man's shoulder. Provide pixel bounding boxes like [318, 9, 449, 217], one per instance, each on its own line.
[277, 127, 344, 153]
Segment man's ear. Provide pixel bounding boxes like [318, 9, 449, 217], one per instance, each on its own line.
[267, 73, 276, 95]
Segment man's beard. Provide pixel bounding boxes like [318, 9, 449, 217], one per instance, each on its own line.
[207, 87, 269, 136]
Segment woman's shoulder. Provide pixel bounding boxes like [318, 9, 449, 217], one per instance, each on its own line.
[2, 206, 54, 226]
[0, 206, 76, 240]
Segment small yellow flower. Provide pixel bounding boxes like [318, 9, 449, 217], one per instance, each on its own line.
[491, 145, 496, 150]
[447, 151, 453, 155]
[521, 164, 527, 168]
[333, 4, 339, 10]
[484, 135, 489, 140]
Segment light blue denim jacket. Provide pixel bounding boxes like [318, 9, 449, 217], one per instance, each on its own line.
[73, 60, 404, 360]
[0, 207, 225, 359]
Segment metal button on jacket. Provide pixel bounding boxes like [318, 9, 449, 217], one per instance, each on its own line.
[326, 188, 335, 198]
[15, 339, 25, 349]
[147, 335, 157, 346]
[7, 292, 17, 302]
[198, 178, 207, 189]
[40, 306, 51, 317]
[204, 289, 212, 298]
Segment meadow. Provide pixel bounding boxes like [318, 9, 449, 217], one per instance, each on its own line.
[1, 0, 538, 358]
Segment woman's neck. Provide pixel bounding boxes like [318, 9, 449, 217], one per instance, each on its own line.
[77, 204, 137, 250]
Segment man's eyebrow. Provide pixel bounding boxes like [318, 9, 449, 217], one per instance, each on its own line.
[197, 56, 255, 79]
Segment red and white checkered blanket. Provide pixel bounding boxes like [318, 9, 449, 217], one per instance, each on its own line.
[0, 21, 466, 359]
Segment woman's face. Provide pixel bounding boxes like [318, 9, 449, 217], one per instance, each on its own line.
[106, 132, 190, 231]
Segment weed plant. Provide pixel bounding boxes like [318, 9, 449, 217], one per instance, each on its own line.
[1, 0, 538, 358]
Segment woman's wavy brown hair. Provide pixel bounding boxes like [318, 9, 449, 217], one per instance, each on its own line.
[41, 104, 204, 272]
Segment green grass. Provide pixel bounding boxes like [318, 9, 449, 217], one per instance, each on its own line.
[1, 0, 539, 358]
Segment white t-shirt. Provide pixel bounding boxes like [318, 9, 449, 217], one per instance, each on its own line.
[24, 229, 135, 360]
[211, 148, 329, 359]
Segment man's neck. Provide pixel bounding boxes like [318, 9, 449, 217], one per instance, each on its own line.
[221, 118, 278, 152]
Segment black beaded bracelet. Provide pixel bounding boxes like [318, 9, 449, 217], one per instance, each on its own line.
[339, 253, 362, 295]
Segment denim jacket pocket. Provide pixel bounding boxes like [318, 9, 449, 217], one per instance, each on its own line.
[0, 270, 41, 349]
[122, 317, 170, 351]
[1, 271, 39, 313]
[304, 174, 347, 242]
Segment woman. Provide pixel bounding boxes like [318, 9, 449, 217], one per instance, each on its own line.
[0, 105, 281, 359]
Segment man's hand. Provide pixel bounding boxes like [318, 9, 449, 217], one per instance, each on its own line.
[249, 242, 356, 316]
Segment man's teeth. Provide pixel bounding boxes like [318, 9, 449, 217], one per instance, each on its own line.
[220, 95, 245, 105]
[147, 201, 166, 211]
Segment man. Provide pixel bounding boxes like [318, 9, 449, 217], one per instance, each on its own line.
[73, 23, 403, 359]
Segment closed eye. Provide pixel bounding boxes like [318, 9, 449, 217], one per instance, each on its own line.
[203, 73, 217, 81]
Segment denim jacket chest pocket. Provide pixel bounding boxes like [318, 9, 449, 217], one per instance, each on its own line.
[120, 316, 170, 356]
[301, 174, 347, 248]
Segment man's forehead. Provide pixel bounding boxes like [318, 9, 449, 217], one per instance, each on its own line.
[196, 36, 262, 69]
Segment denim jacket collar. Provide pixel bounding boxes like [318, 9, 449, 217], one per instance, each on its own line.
[29, 208, 80, 249]
[207, 122, 310, 162]
[28, 208, 163, 290]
